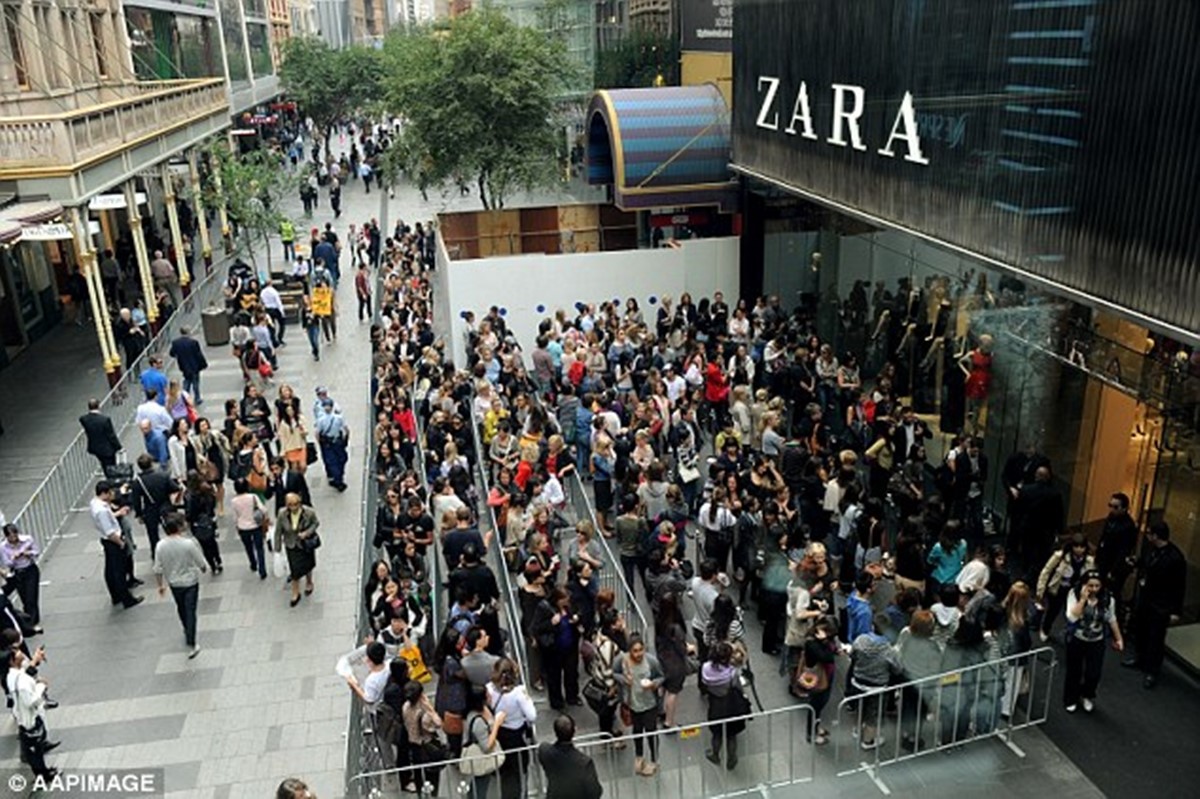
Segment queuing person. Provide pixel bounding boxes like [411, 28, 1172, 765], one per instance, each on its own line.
[1035, 534, 1094, 642]
[79, 399, 123, 472]
[614, 635, 663, 777]
[489, 658, 538, 799]
[153, 512, 207, 659]
[701, 641, 749, 769]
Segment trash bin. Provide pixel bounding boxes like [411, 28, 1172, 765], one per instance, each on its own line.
[201, 305, 230, 347]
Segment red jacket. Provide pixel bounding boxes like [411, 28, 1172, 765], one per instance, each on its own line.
[704, 362, 729, 403]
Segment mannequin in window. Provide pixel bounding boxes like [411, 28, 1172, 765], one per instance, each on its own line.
[958, 334, 994, 436]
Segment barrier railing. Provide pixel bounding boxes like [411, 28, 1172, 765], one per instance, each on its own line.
[517, 378, 649, 639]
[466, 395, 537, 697]
[348, 702, 816, 799]
[833, 645, 1057, 794]
[8, 263, 225, 559]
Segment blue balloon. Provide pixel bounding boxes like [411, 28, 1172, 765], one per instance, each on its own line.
[537, 305, 546, 314]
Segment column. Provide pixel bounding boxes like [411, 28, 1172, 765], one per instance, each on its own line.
[210, 148, 233, 254]
[124, 180, 160, 327]
[188, 149, 214, 272]
[70, 207, 121, 383]
[161, 163, 190, 297]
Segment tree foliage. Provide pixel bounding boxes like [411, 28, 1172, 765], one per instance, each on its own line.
[382, 8, 573, 209]
[201, 142, 298, 276]
[278, 37, 383, 155]
[595, 29, 679, 90]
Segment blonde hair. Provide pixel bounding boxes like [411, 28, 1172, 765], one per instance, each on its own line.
[520, 442, 540, 462]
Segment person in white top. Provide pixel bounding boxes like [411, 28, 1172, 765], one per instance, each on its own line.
[6, 646, 58, 780]
[697, 489, 739, 573]
[343, 641, 391, 710]
[135, 392, 174, 434]
[90, 481, 144, 609]
[259, 281, 286, 346]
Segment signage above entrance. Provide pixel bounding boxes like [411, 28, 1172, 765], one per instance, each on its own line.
[88, 192, 147, 211]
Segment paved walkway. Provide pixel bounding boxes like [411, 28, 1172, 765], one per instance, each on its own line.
[0, 166, 595, 799]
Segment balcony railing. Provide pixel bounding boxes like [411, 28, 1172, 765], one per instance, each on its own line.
[0, 78, 228, 172]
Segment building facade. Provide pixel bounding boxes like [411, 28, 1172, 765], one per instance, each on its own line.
[732, 0, 1200, 613]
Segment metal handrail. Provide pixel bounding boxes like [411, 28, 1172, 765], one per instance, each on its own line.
[348, 702, 817, 798]
[8, 262, 225, 558]
[466, 394, 537, 697]
[833, 644, 1058, 794]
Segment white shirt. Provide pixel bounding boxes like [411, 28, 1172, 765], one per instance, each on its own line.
[541, 475, 565, 509]
[488, 683, 537, 729]
[90, 496, 121, 541]
[136, 400, 173, 433]
[6, 667, 45, 730]
[665, 374, 686, 404]
[260, 285, 284, 312]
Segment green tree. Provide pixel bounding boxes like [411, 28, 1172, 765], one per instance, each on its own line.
[278, 37, 383, 158]
[201, 142, 298, 278]
[595, 29, 679, 89]
[382, 8, 574, 209]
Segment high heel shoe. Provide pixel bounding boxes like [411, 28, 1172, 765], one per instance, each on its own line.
[290, 596, 301, 607]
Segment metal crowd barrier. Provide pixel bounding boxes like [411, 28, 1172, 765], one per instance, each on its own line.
[8, 263, 226, 559]
[348, 703, 816, 799]
[833, 645, 1058, 794]
[466, 394, 537, 696]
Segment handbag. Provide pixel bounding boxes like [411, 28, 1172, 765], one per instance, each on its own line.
[619, 702, 633, 727]
[460, 715, 505, 776]
[257, 358, 274, 378]
[791, 651, 830, 699]
[191, 515, 217, 542]
[678, 462, 701, 484]
[247, 468, 268, 492]
[583, 679, 613, 711]
[305, 441, 319, 464]
[301, 531, 322, 552]
[399, 643, 431, 684]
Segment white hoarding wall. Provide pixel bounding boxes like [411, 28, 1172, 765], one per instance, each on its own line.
[442, 237, 740, 366]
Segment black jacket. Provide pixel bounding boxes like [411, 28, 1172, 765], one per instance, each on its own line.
[538, 741, 603, 799]
[1096, 513, 1138, 580]
[1137, 542, 1186, 616]
[131, 469, 180, 522]
[449, 562, 500, 607]
[80, 411, 122, 458]
[168, 335, 208, 377]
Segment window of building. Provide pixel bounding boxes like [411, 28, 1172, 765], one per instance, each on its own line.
[3, 4, 29, 89]
[246, 21, 272, 79]
[90, 12, 107, 78]
[219, 0, 249, 83]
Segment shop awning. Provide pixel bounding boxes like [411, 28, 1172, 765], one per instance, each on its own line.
[586, 85, 738, 212]
[0, 201, 65, 225]
[0, 219, 21, 245]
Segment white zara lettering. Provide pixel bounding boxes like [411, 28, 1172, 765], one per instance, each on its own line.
[755, 76, 781, 131]
[878, 92, 930, 164]
[783, 81, 817, 140]
[827, 84, 867, 151]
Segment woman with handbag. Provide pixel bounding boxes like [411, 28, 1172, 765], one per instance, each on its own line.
[192, 418, 228, 514]
[489, 658, 538, 799]
[795, 616, 838, 745]
[184, 472, 223, 574]
[653, 592, 692, 729]
[613, 635, 664, 777]
[238, 385, 275, 461]
[432, 626, 469, 757]
[275, 492, 320, 606]
[461, 687, 504, 799]
[583, 619, 627, 746]
[702, 641, 750, 769]
[230, 480, 269, 580]
[276, 404, 310, 474]
[401, 680, 446, 791]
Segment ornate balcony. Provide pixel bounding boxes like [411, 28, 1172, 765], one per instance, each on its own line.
[0, 78, 230, 202]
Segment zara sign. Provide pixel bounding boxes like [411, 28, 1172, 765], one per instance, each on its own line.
[753, 77, 929, 165]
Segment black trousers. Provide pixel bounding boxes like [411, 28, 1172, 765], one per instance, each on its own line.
[1064, 637, 1105, 706]
[10, 565, 40, 625]
[759, 588, 787, 653]
[497, 725, 529, 799]
[102, 539, 136, 607]
[143, 516, 162, 559]
[170, 583, 200, 647]
[95, 453, 116, 472]
[18, 719, 52, 779]
[1134, 605, 1170, 675]
[542, 640, 580, 710]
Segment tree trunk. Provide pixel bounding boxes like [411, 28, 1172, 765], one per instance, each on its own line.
[477, 171, 490, 211]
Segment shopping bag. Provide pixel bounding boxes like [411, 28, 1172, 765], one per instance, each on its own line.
[399, 643, 431, 683]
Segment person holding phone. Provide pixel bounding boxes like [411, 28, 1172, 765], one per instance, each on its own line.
[1063, 570, 1123, 713]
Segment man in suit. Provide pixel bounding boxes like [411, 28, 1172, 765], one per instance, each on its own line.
[130, 454, 180, 559]
[1014, 466, 1064, 579]
[79, 399, 122, 472]
[1124, 522, 1187, 689]
[537, 714, 602, 799]
[952, 436, 989, 548]
[168, 326, 208, 405]
[269, 458, 311, 512]
[891, 405, 931, 464]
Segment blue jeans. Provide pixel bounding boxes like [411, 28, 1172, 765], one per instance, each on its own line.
[306, 325, 321, 359]
[183, 372, 201, 404]
[238, 528, 267, 577]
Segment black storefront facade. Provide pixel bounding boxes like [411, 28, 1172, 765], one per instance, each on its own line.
[731, 0, 1199, 614]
